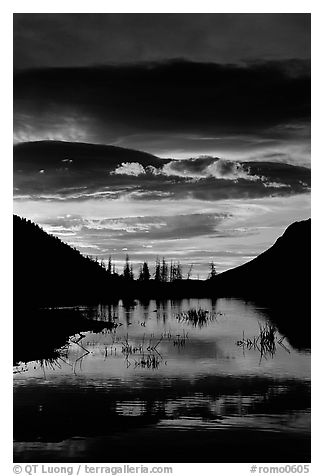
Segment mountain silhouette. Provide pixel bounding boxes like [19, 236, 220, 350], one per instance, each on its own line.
[13, 214, 119, 307]
[211, 218, 310, 305]
[210, 218, 311, 348]
[13, 214, 121, 363]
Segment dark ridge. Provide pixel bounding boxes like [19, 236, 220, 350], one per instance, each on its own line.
[13, 214, 120, 306]
[13, 214, 123, 363]
[211, 218, 310, 304]
[208, 218, 311, 348]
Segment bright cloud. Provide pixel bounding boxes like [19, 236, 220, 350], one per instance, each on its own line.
[112, 162, 147, 176]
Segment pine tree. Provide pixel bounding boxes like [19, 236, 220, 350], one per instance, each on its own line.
[107, 256, 112, 276]
[209, 261, 217, 278]
[161, 258, 168, 282]
[129, 264, 134, 281]
[170, 261, 175, 282]
[175, 261, 183, 280]
[154, 258, 161, 282]
[139, 261, 150, 281]
[123, 254, 133, 280]
[142, 262, 150, 281]
[187, 263, 194, 280]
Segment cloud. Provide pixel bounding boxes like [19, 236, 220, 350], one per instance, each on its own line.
[112, 162, 147, 176]
[14, 142, 310, 202]
[109, 157, 262, 181]
[14, 60, 310, 160]
[159, 158, 262, 181]
[107, 128, 310, 165]
[39, 212, 234, 251]
[14, 14, 310, 70]
[14, 194, 311, 276]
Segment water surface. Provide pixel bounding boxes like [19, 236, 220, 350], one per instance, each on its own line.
[14, 298, 310, 462]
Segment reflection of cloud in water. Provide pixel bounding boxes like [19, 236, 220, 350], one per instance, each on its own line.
[14, 297, 310, 462]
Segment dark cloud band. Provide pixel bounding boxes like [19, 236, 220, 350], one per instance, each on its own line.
[14, 60, 310, 145]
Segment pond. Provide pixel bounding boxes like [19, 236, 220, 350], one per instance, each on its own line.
[13, 298, 311, 463]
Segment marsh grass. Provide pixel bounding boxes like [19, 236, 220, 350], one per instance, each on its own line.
[173, 329, 189, 348]
[236, 322, 290, 362]
[119, 333, 165, 369]
[176, 308, 213, 327]
[134, 354, 162, 369]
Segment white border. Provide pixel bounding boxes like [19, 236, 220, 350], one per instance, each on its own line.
[3, 3, 322, 475]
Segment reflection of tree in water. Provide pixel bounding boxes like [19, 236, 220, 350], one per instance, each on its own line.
[156, 299, 169, 322]
[140, 299, 150, 322]
[211, 298, 218, 315]
[122, 298, 137, 325]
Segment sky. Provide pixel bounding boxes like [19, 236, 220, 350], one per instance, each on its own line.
[13, 13, 311, 277]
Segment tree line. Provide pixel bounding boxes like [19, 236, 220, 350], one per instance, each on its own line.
[88, 254, 218, 281]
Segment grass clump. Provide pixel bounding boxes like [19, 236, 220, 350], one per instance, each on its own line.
[236, 322, 289, 361]
[176, 308, 212, 327]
